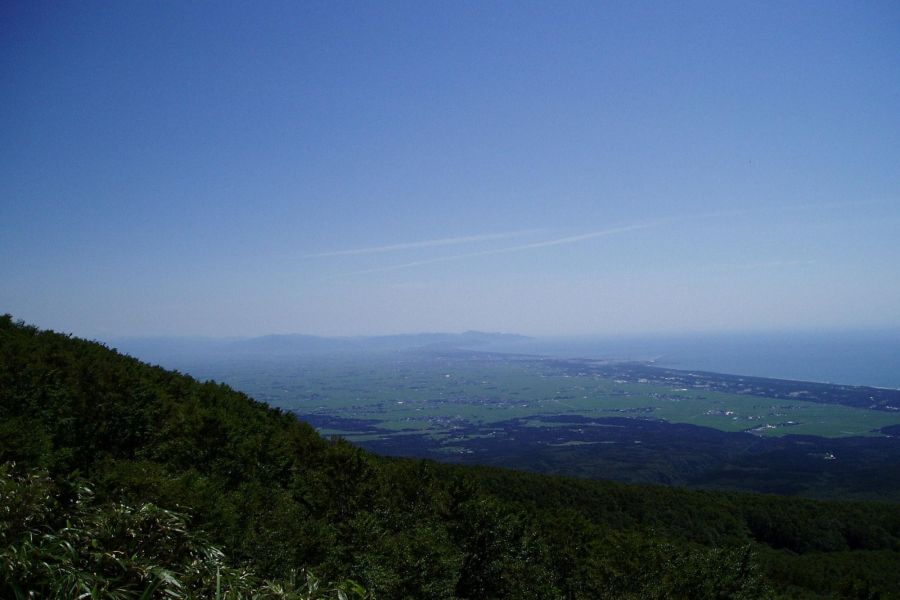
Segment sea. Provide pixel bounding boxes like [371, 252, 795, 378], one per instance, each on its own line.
[484, 329, 900, 390]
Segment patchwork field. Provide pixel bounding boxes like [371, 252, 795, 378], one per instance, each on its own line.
[184, 350, 900, 441]
[170, 349, 900, 499]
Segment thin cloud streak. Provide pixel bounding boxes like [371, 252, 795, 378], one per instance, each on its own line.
[508, 223, 660, 250]
[315, 200, 871, 261]
[306, 229, 542, 258]
[333, 222, 661, 278]
[327, 201, 861, 279]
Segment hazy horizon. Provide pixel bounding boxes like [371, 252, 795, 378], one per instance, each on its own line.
[96, 326, 900, 391]
[94, 324, 900, 342]
[3, 2, 899, 339]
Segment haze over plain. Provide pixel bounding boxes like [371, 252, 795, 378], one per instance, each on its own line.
[2, 2, 899, 338]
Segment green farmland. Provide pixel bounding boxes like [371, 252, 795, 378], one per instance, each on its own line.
[185, 351, 900, 440]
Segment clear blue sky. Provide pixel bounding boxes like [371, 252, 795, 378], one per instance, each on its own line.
[2, 1, 899, 337]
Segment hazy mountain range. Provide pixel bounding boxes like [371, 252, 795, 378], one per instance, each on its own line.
[108, 330, 530, 363]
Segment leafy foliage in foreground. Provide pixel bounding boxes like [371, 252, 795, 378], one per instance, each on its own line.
[1, 315, 898, 598]
[0, 466, 367, 600]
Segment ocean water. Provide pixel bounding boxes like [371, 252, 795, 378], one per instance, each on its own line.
[484, 330, 900, 389]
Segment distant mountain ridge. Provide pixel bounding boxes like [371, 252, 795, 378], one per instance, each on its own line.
[110, 330, 530, 363]
[231, 330, 530, 354]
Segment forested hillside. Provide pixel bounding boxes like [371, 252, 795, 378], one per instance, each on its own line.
[2, 315, 899, 599]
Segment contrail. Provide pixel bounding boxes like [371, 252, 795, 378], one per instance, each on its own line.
[325, 199, 871, 278]
[306, 229, 542, 258]
[333, 222, 661, 277]
[500, 222, 660, 251]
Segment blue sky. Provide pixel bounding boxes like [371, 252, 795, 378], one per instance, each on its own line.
[2, 1, 899, 337]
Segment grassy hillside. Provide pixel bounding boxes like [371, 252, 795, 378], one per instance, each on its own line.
[2, 315, 899, 599]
